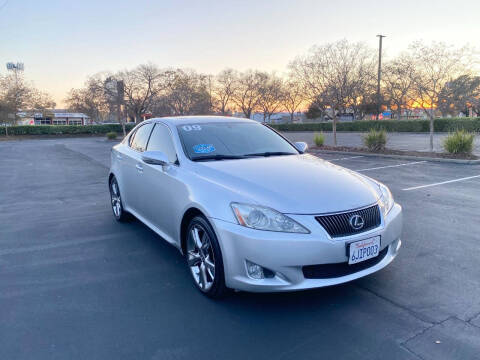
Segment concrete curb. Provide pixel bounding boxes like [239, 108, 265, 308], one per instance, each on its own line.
[309, 149, 480, 165]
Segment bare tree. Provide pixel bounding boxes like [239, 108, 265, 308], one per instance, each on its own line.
[407, 41, 474, 150]
[0, 71, 56, 135]
[213, 69, 238, 115]
[282, 77, 306, 122]
[30, 89, 56, 111]
[438, 75, 480, 117]
[383, 55, 416, 119]
[291, 40, 375, 145]
[231, 70, 264, 119]
[65, 74, 109, 123]
[116, 63, 162, 123]
[0, 71, 33, 125]
[257, 73, 284, 122]
[205, 74, 216, 114]
[152, 69, 211, 116]
[305, 92, 330, 120]
[347, 65, 377, 121]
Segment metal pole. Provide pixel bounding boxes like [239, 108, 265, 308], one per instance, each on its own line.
[376, 35, 386, 120]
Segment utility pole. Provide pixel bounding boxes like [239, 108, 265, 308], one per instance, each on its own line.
[376, 35, 385, 121]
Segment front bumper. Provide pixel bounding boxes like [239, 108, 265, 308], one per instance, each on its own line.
[210, 203, 402, 292]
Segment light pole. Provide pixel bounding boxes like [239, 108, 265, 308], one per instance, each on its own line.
[376, 35, 385, 121]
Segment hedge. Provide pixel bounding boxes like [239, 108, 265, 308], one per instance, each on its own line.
[271, 118, 480, 133]
[1, 118, 479, 136]
[0, 123, 136, 136]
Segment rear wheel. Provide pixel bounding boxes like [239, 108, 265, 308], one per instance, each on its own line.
[186, 216, 227, 298]
[109, 176, 129, 222]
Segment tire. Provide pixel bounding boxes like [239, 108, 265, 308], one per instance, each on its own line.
[109, 176, 130, 222]
[185, 215, 227, 298]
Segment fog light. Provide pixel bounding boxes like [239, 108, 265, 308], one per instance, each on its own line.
[246, 260, 264, 279]
[245, 260, 275, 279]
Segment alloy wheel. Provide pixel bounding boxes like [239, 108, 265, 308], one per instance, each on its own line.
[186, 224, 216, 291]
[110, 179, 122, 218]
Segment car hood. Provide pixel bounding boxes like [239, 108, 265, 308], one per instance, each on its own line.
[194, 154, 381, 214]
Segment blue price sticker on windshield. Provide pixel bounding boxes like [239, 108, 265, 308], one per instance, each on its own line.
[193, 144, 215, 154]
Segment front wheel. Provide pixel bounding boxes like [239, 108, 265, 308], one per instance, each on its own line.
[186, 216, 227, 298]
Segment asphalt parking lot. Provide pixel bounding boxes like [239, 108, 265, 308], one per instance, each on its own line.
[1, 137, 480, 360]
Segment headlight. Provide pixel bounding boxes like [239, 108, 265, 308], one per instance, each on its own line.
[378, 183, 394, 217]
[230, 203, 310, 233]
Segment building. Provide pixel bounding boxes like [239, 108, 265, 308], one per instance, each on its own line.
[248, 112, 306, 123]
[19, 109, 90, 125]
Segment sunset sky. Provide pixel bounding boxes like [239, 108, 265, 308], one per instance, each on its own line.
[1, 0, 479, 107]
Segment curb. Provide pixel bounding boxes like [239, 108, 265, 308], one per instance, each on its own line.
[309, 149, 480, 165]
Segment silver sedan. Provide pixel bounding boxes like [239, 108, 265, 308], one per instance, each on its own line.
[109, 116, 402, 298]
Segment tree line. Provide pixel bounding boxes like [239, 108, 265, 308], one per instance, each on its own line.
[0, 69, 56, 126]
[1, 39, 478, 149]
[64, 67, 305, 125]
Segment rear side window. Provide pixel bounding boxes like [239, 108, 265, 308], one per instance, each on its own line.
[130, 123, 154, 152]
[147, 123, 178, 163]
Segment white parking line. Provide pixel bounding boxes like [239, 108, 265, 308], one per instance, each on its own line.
[328, 156, 364, 161]
[356, 161, 427, 172]
[403, 174, 480, 191]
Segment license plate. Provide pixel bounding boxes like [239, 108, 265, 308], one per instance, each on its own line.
[348, 236, 381, 265]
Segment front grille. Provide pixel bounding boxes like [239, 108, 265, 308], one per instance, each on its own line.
[315, 205, 381, 238]
[302, 247, 388, 279]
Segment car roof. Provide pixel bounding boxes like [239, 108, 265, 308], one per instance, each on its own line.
[149, 116, 258, 126]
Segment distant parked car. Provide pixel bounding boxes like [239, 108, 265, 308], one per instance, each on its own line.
[109, 116, 402, 297]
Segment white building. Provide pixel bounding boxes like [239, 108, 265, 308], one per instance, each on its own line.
[19, 109, 90, 125]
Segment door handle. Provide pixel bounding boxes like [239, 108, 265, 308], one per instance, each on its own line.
[135, 164, 143, 172]
[116, 154, 123, 160]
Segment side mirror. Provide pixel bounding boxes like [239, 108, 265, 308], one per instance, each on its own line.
[294, 141, 308, 153]
[141, 151, 169, 166]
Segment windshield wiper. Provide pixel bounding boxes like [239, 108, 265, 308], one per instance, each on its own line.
[244, 151, 296, 157]
[191, 154, 247, 161]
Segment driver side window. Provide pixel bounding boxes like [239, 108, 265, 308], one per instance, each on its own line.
[129, 123, 154, 152]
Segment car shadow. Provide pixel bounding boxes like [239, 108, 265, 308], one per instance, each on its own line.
[128, 215, 360, 310]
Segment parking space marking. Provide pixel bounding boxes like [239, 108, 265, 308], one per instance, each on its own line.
[328, 156, 364, 161]
[403, 174, 480, 191]
[355, 161, 427, 172]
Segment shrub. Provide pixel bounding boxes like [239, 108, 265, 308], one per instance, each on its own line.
[106, 131, 117, 140]
[313, 132, 325, 147]
[443, 130, 475, 154]
[363, 129, 387, 151]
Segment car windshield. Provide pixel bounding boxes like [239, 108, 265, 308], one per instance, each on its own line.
[176, 122, 299, 161]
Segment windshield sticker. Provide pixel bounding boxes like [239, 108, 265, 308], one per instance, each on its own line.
[193, 144, 215, 154]
[182, 125, 202, 131]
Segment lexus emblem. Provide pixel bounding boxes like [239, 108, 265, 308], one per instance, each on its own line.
[349, 214, 365, 230]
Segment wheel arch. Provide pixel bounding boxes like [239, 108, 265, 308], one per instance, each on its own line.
[180, 207, 208, 255]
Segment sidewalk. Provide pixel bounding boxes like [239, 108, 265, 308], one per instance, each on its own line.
[281, 131, 480, 156]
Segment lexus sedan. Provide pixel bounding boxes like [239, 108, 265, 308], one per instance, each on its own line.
[109, 116, 402, 298]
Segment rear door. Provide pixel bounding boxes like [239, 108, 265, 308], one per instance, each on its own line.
[121, 122, 154, 217]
